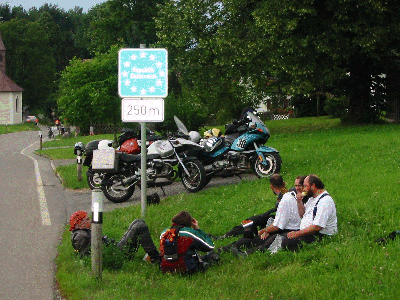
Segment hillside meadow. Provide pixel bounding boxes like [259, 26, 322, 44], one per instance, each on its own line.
[54, 117, 399, 299]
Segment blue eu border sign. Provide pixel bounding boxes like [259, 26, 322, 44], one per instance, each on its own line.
[118, 48, 168, 98]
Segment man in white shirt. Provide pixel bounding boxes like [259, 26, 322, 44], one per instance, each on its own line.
[229, 174, 301, 257]
[282, 174, 337, 251]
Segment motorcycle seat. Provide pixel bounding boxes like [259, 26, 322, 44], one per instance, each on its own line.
[118, 152, 141, 162]
[147, 135, 163, 142]
[119, 152, 159, 162]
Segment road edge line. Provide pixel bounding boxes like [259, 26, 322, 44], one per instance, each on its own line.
[21, 141, 52, 226]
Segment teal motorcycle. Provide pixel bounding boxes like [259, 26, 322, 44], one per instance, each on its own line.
[179, 109, 281, 184]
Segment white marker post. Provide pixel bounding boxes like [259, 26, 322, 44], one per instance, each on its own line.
[91, 188, 104, 278]
[39, 131, 42, 150]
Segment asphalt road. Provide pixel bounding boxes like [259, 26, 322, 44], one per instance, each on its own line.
[0, 128, 258, 299]
[0, 130, 67, 299]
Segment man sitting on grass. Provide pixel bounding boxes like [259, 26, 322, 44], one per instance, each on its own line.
[216, 174, 302, 256]
[281, 174, 337, 251]
[230, 174, 337, 257]
[213, 175, 306, 241]
[69, 211, 161, 264]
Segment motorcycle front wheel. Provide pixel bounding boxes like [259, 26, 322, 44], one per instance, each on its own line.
[179, 159, 206, 193]
[252, 152, 282, 178]
[101, 174, 135, 203]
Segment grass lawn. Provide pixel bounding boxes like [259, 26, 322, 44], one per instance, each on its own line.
[0, 122, 39, 134]
[55, 118, 400, 299]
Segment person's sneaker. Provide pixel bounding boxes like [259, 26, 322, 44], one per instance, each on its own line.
[143, 253, 152, 262]
[102, 235, 116, 246]
[202, 251, 220, 263]
[231, 247, 247, 258]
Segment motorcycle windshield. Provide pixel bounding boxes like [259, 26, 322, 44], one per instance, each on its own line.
[174, 116, 189, 135]
[247, 111, 271, 135]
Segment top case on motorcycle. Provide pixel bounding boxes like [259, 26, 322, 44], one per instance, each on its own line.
[84, 140, 102, 157]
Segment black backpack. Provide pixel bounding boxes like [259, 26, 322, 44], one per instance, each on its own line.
[161, 226, 180, 261]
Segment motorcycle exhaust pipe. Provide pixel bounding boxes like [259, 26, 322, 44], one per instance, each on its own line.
[122, 175, 139, 186]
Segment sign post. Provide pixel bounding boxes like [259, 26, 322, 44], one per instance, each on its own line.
[118, 46, 168, 219]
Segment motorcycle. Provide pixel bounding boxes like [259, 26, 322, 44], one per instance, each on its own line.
[81, 129, 163, 190]
[98, 130, 206, 203]
[47, 126, 54, 138]
[179, 109, 281, 184]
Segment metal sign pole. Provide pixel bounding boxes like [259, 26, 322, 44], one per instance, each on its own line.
[140, 122, 147, 219]
[139, 43, 148, 219]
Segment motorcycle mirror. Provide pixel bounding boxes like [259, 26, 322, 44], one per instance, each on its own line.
[174, 116, 189, 135]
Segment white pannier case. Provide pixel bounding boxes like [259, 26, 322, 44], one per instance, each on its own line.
[92, 149, 118, 173]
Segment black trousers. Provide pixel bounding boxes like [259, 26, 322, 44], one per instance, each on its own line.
[219, 229, 294, 253]
[117, 219, 159, 260]
[280, 232, 324, 252]
[223, 207, 277, 238]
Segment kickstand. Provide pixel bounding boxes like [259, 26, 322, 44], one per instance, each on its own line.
[159, 185, 166, 196]
[237, 174, 242, 180]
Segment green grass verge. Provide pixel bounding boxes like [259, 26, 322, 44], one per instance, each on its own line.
[56, 164, 90, 189]
[41, 134, 115, 148]
[56, 118, 400, 299]
[0, 122, 39, 134]
[36, 147, 77, 160]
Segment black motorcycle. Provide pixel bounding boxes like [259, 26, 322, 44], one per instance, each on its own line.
[98, 133, 206, 203]
[78, 129, 162, 190]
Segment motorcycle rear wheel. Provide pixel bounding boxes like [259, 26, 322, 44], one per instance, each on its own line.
[87, 169, 104, 190]
[101, 174, 135, 203]
[252, 152, 282, 178]
[180, 159, 206, 193]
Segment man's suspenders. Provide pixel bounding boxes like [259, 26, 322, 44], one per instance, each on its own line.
[313, 193, 329, 220]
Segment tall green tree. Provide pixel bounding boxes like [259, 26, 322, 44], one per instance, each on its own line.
[155, 0, 258, 124]
[0, 18, 56, 110]
[251, 0, 400, 123]
[57, 45, 121, 133]
[86, 0, 166, 54]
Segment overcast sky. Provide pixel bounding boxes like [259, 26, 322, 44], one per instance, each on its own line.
[4, 0, 107, 12]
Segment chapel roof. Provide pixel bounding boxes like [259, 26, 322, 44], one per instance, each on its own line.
[0, 70, 24, 92]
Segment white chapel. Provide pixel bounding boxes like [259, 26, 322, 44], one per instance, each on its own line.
[0, 31, 23, 125]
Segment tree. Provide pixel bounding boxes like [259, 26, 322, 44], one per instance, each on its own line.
[0, 19, 56, 110]
[155, 0, 259, 124]
[86, 0, 166, 54]
[251, 0, 400, 123]
[57, 45, 122, 133]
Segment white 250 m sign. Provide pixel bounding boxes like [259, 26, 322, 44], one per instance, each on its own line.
[121, 98, 164, 122]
